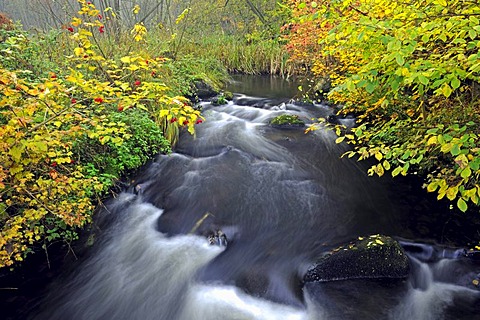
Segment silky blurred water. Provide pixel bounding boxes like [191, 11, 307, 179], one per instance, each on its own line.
[31, 76, 480, 320]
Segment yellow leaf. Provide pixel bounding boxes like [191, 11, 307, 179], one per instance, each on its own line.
[9, 146, 24, 162]
[34, 142, 48, 153]
[71, 17, 82, 27]
[426, 136, 437, 146]
[78, 29, 93, 38]
[383, 160, 391, 170]
[427, 181, 438, 192]
[375, 164, 385, 177]
[120, 56, 131, 64]
[159, 109, 170, 117]
[74, 47, 85, 57]
[10, 163, 24, 175]
[132, 4, 140, 14]
[446, 186, 458, 201]
[175, 8, 190, 24]
[441, 84, 452, 98]
[436, 0, 447, 7]
[375, 239, 384, 245]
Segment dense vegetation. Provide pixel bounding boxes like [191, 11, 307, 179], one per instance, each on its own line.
[283, 0, 480, 214]
[0, 0, 225, 269]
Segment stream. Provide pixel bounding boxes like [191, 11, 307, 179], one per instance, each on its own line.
[28, 75, 480, 319]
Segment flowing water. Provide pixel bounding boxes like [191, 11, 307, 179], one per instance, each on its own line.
[31, 76, 480, 319]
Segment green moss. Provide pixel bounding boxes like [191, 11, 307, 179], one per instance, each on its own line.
[223, 91, 234, 100]
[211, 92, 233, 106]
[270, 114, 305, 126]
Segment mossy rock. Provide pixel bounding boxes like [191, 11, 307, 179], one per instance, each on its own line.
[211, 91, 233, 106]
[304, 235, 409, 283]
[269, 114, 305, 129]
[192, 80, 219, 100]
[211, 94, 228, 106]
[223, 91, 234, 100]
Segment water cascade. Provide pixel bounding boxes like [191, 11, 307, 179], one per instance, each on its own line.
[32, 76, 480, 320]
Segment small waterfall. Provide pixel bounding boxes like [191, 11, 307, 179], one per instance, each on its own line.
[391, 254, 480, 320]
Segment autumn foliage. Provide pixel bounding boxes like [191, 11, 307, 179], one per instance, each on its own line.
[0, 13, 13, 30]
[284, 0, 480, 212]
[0, 0, 203, 268]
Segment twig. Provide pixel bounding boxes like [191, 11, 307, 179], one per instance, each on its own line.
[189, 212, 213, 234]
[43, 242, 51, 270]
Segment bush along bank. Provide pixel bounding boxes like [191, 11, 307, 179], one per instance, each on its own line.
[284, 0, 480, 215]
[0, 0, 227, 269]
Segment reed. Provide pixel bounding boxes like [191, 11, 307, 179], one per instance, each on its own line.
[177, 34, 297, 78]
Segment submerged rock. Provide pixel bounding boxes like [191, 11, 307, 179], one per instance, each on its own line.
[304, 235, 409, 282]
[207, 230, 228, 247]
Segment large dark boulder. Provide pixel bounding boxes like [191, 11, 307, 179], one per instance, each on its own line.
[304, 235, 409, 282]
[192, 80, 218, 100]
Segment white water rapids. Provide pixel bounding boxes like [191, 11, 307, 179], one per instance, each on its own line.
[31, 82, 480, 320]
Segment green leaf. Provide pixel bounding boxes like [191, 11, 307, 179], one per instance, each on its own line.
[436, 0, 447, 6]
[395, 54, 405, 66]
[418, 75, 429, 85]
[469, 29, 477, 40]
[457, 198, 468, 212]
[390, 78, 401, 90]
[461, 167, 472, 179]
[451, 77, 461, 89]
[450, 144, 461, 156]
[366, 82, 376, 93]
[403, 162, 410, 175]
[392, 166, 403, 177]
[469, 159, 480, 171]
[470, 16, 480, 25]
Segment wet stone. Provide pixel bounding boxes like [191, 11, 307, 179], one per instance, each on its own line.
[304, 235, 410, 283]
[207, 230, 228, 247]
